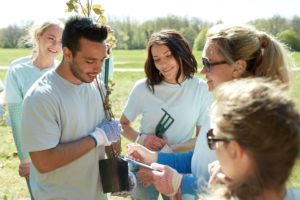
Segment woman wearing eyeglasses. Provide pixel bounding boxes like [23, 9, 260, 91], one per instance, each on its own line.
[127, 24, 293, 199]
[200, 78, 300, 200]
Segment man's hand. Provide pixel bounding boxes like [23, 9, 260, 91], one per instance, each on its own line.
[90, 120, 122, 146]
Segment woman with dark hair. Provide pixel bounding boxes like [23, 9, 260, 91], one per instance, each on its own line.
[120, 29, 212, 200]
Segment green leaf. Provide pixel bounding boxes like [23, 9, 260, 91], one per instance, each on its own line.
[66, 2, 76, 10]
[92, 4, 105, 15]
[99, 16, 107, 25]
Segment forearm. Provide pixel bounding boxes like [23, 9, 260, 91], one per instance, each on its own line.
[180, 175, 199, 195]
[120, 114, 140, 142]
[171, 138, 196, 152]
[171, 126, 200, 152]
[157, 152, 193, 173]
[30, 136, 96, 173]
[121, 124, 140, 142]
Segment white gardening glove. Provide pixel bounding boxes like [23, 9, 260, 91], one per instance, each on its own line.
[111, 171, 137, 197]
[151, 163, 183, 197]
[89, 120, 122, 147]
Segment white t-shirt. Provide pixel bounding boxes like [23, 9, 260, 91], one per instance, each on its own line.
[192, 117, 217, 181]
[286, 188, 300, 200]
[22, 70, 107, 200]
[123, 77, 212, 145]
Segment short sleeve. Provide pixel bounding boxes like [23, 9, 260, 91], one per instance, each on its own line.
[21, 92, 61, 152]
[122, 80, 145, 121]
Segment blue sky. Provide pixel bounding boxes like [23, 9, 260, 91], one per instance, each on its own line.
[1, 0, 299, 28]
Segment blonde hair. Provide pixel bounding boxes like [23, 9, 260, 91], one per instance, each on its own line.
[206, 24, 293, 84]
[205, 78, 300, 200]
[27, 20, 64, 57]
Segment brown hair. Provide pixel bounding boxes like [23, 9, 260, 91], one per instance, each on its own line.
[144, 29, 197, 93]
[209, 78, 300, 200]
[206, 25, 293, 84]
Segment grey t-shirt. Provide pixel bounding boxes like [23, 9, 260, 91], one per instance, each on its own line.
[22, 70, 107, 200]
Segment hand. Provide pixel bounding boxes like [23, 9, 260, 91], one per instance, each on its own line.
[98, 120, 122, 141]
[19, 162, 30, 178]
[127, 143, 157, 165]
[150, 163, 183, 197]
[143, 135, 166, 151]
[136, 167, 154, 187]
[111, 171, 137, 197]
[90, 120, 122, 147]
[208, 160, 230, 186]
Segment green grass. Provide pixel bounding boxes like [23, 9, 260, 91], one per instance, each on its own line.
[0, 49, 299, 199]
[0, 49, 32, 66]
[1, 48, 299, 68]
[292, 51, 300, 67]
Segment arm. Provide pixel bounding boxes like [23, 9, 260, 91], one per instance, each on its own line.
[157, 151, 193, 174]
[149, 164, 204, 196]
[120, 114, 140, 142]
[8, 103, 29, 160]
[30, 136, 96, 173]
[30, 120, 121, 173]
[169, 126, 201, 152]
[180, 175, 200, 195]
[120, 114, 166, 151]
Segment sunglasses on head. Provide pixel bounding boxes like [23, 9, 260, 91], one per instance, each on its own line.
[202, 57, 227, 72]
[206, 129, 235, 150]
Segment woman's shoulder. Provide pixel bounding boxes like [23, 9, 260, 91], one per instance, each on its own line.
[133, 78, 148, 89]
[9, 55, 32, 68]
[187, 76, 209, 89]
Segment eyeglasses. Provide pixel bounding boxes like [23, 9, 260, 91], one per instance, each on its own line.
[206, 129, 234, 150]
[202, 57, 227, 72]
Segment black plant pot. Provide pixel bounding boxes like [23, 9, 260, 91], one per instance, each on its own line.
[99, 157, 129, 193]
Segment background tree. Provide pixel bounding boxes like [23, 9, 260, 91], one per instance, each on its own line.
[0, 24, 29, 48]
[290, 16, 300, 35]
[193, 25, 208, 51]
[278, 29, 300, 51]
[1, 14, 300, 50]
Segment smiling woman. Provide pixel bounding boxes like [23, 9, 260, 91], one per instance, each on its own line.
[4, 19, 64, 198]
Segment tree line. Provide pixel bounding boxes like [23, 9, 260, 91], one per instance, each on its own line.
[1, 15, 300, 51]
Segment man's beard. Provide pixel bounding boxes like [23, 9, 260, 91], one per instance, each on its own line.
[70, 62, 92, 83]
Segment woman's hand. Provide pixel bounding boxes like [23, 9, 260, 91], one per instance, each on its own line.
[127, 143, 157, 164]
[143, 135, 166, 151]
[19, 162, 30, 178]
[208, 160, 231, 186]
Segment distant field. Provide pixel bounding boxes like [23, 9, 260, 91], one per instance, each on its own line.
[1, 48, 300, 67]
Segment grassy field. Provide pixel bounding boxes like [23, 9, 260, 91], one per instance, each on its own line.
[1, 48, 300, 67]
[0, 49, 299, 199]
